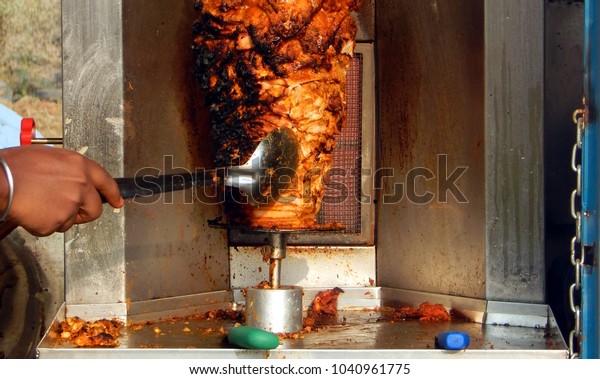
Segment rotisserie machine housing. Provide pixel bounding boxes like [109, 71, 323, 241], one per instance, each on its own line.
[37, 0, 568, 358]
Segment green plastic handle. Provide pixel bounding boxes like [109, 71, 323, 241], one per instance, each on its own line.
[228, 326, 280, 350]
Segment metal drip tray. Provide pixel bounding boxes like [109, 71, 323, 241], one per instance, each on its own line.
[36, 288, 568, 359]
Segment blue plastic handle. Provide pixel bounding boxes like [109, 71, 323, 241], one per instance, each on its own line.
[437, 331, 470, 350]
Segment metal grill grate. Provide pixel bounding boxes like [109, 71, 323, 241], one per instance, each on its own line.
[317, 53, 363, 234]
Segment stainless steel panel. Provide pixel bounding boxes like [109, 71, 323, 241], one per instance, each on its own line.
[354, 0, 375, 42]
[484, 0, 545, 302]
[230, 246, 376, 289]
[375, 0, 545, 303]
[375, 0, 486, 298]
[485, 301, 549, 328]
[61, 0, 229, 314]
[62, 0, 127, 307]
[121, 0, 229, 301]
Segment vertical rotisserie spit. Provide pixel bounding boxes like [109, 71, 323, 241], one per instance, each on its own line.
[193, 0, 360, 229]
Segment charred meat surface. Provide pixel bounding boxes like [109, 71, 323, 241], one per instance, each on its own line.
[193, 0, 360, 229]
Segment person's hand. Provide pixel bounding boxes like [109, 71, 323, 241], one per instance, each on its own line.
[0, 145, 123, 236]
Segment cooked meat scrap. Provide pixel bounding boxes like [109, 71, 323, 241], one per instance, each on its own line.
[255, 280, 272, 289]
[193, 0, 360, 229]
[200, 309, 244, 321]
[418, 302, 451, 321]
[73, 333, 118, 348]
[395, 302, 451, 322]
[56, 317, 124, 348]
[310, 287, 344, 316]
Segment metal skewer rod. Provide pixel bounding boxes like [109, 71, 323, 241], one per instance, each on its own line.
[267, 232, 288, 289]
[29, 138, 64, 145]
[269, 258, 281, 289]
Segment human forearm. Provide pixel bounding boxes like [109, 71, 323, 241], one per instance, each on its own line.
[0, 146, 123, 237]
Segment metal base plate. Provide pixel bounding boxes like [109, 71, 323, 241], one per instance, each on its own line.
[36, 288, 569, 359]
